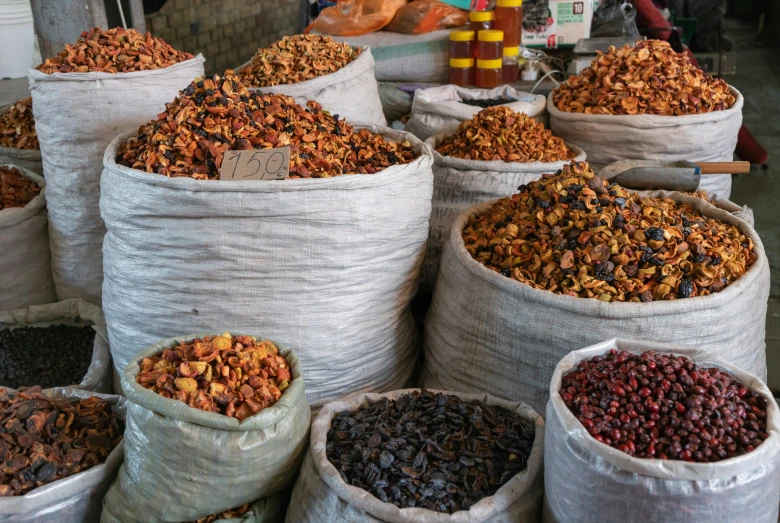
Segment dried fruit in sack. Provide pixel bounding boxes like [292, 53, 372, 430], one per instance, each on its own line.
[0, 98, 37, 150]
[460, 98, 516, 109]
[240, 34, 361, 87]
[136, 333, 291, 420]
[553, 39, 735, 115]
[561, 349, 770, 462]
[436, 106, 575, 163]
[0, 325, 95, 390]
[0, 166, 40, 210]
[0, 387, 123, 496]
[37, 27, 193, 74]
[182, 503, 251, 523]
[326, 390, 535, 514]
[463, 161, 756, 302]
[118, 71, 417, 180]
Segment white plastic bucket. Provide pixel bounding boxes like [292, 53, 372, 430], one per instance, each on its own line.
[0, 0, 34, 79]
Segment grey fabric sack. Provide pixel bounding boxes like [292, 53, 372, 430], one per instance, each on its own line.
[0, 388, 125, 523]
[406, 85, 547, 142]
[100, 125, 433, 409]
[286, 388, 545, 523]
[101, 333, 310, 523]
[219, 491, 290, 523]
[422, 192, 770, 415]
[544, 338, 780, 523]
[28, 55, 205, 305]
[0, 104, 42, 174]
[420, 136, 586, 291]
[0, 299, 112, 393]
[0, 164, 56, 310]
[241, 47, 386, 126]
[547, 87, 743, 200]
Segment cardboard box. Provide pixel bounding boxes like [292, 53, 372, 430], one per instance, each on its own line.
[522, 0, 596, 48]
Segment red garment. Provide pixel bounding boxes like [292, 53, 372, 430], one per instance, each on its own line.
[634, 0, 672, 41]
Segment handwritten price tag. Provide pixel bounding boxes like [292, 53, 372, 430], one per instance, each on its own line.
[219, 147, 290, 180]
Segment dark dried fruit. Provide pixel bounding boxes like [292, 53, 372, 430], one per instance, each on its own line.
[326, 390, 535, 514]
[1, 166, 40, 210]
[460, 98, 515, 108]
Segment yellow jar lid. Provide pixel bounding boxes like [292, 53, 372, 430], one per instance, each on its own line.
[503, 46, 520, 56]
[450, 30, 475, 41]
[450, 58, 475, 68]
[477, 58, 503, 69]
[469, 10, 495, 22]
[478, 29, 504, 42]
[497, 0, 523, 6]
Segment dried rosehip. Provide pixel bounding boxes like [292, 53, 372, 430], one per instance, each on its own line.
[1, 165, 40, 210]
[0, 98, 37, 150]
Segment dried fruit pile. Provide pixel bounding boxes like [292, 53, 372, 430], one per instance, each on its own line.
[240, 34, 361, 87]
[37, 27, 193, 74]
[461, 98, 515, 109]
[0, 325, 95, 390]
[0, 387, 123, 496]
[1, 166, 40, 210]
[463, 161, 756, 302]
[553, 39, 735, 115]
[326, 390, 536, 514]
[561, 349, 770, 462]
[118, 71, 417, 179]
[136, 333, 291, 420]
[185, 503, 251, 523]
[0, 98, 37, 150]
[436, 106, 574, 163]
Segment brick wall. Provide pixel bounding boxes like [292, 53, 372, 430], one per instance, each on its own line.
[146, 0, 301, 75]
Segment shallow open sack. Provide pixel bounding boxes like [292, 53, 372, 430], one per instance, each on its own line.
[406, 85, 547, 142]
[422, 192, 769, 415]
[0, 299, 112, 393]
[101, 333, 310, 523]
[100, 125, 432, 409]
[28, 55, 205, 304]
[420, 136, 586, 291]
[0, 164, 56, 310]
[547, 87, 743, 200]
[0, 104, 42, 175]
[0, 388, 125, 523]
[544, 338, 780, 523]
[286, 389, 545, 523]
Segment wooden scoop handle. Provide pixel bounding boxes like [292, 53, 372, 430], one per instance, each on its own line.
[695, 161, 751, 175]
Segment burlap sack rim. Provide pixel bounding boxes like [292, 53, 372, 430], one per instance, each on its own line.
[0, 164, 45, 229]
[444, 190, 768, 318]
[26, 54, 206, 84]
[121, 331, 306, 431]
[546, 86, 744, 128]
[547, 337, 780, 481]
[308, 388, 545, 522]
[411, 85, 547, 122]
[103, 123, 433, 194]
[426, 134, 587, 173]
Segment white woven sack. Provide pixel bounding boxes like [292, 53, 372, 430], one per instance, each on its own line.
[0, 104, 42, 174]
[547, 87, 743, 200]
[286, 388, 545, 523]
[28, 55, 205, 305]
[544, 338, 780, 523]
[330, 30, 451, 83]
[100, 124, 433, 408]
[422, 192, 769, 415]
[0, 164, 56, 310]
[420, 136, 586, 291]
[241, 47, 385, 126]
[220, 491, 289, 523]
[406, 86, 547, 142]
[0, 388, 125, 523]
[101, 333, 310, 523]
[0, 299, 112, 393]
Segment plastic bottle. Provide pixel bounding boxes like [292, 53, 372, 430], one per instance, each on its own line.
[495, 0, 523, 47]
[502, 46, 520, 84]
[467, 10, 494, 35]
[477, 30, 504, 61]
[450, 58, 476, 86]
[449, 30, 475, 59]
[476, 58, 503, 88]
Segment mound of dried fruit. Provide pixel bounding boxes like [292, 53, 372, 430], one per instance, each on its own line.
[1, 166, 40, 210]
[561, 349, 770, 462]
[240, 34, 361, 87]
[37, 27, 193, 74]
[118, 71, 417, 179]
[185, 503, 251, 523]
[136, 333, 291, 420]
[0, 98, 37, 150]
[553, 39, 735, 115]
[436, 106, 574, 163]
[463, 161, 756, 302]
[0, 387, 123, 496]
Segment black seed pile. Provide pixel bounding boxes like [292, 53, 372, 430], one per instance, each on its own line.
[461, 98, 516, 108]
[326, 390, 536, 514]
[0, 325, 95, 389]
